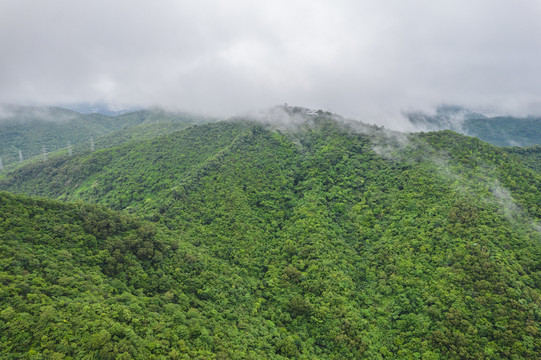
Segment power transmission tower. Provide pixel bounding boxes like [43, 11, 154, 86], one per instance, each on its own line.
[90, 138, 95, 152]
[0, 157, 3, 171]
[18, 150, 23, 162]
[68, 141, 72, 156]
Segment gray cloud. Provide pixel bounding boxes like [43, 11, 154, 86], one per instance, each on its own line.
[1, 0, 540, 129]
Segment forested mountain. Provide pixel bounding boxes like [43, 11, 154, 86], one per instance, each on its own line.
[61, 102, 141, 116]
[407, 105, 541, 146]
[0, 105, 211, 167]
[68, 122, 194, 157]
[505, 145, 541, 173]
[1, 113, 540, 359]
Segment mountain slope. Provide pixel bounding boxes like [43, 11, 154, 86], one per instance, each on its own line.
[1, 116, 540, 358]
[407, 106, 541, 146]
[504, 145, 541, 173]
[0, 105, 210, 167]
[464, 117, 541, 146]
[0, 191, 180, 358]
[0, 122, 247, 209]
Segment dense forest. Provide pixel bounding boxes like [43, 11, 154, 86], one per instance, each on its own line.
[1, 110, 540, 359]
[407, 105, 541, 147]
[505, 145, 541, 173]
[0, 105, 210, 167]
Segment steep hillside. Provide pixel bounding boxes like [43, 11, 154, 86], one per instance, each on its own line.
[407, 106, 541, 146]
[0, 122, 247, 208]
[463, 117, 541, 147]
[0, 192, 179, 358]
[0, 105, 108, 165]
[0, 105, 210, 167]
[1, 116, 540, 359]
[1, 191, 303, 359]
[504, 145, 541, 173]
[71, 122, 193, 154]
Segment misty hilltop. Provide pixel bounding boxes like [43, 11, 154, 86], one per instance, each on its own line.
[0, 111, 540, 358]
[0, 105, 212, 168]
[1, 103, 540, 172]
[406, 105, 541, 147]
[2, 2, 541, 121]
[2, 1, 541, 357]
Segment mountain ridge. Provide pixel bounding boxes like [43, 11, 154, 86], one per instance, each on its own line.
[0, 111, 540, 358]
[0, 105, 212, 168]
[406, 105, 541, 147]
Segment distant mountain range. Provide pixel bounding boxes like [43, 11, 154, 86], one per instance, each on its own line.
[2, 103, 540, 173]
[0, 104, 212, 168]
[60, 103, 142, 116]
[406, 105, 541, 147]
[0, 110, 539, 358]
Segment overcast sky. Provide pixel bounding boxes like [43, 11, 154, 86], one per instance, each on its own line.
[1, 0, 540, 128]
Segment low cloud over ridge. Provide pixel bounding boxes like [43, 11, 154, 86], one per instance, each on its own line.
[1, 0, 540, 129]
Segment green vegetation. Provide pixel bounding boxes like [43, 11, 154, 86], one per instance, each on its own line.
[504, 145, 541, 173]
[407, 105, 541, 147]
[0, 105, 210, 167]
[1, 115, 540, 358]
[463, 117, 541, 147]
[71, 122, 193, 155]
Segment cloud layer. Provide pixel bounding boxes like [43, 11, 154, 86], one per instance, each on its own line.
[1, 0, 540, 128]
